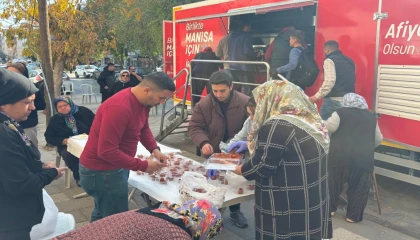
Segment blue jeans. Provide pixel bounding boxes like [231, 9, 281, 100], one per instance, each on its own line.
[79, 164, 129, 222]
[320, 98, 342, 120]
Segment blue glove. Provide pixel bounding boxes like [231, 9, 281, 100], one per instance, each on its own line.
[207, 170, 217, 178]
[228, 140, 248, 153]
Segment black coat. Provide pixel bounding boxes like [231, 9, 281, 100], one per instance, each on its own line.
[191, 51, 223, 78]
[111, 80, 137, 96]
[44, 106, 95, 153]
[97, 68, 116, 93]
[0, 120, 58, 231]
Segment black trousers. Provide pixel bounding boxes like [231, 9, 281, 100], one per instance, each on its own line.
[192, 79, 212, 105]
[101, 91, 111, 103]
[229, 203, 240, 212]
[61, 148, 80, 180]
[329, 166, 372, 222]
[230, 70, 255, 96]
[0, 227, 32, 240]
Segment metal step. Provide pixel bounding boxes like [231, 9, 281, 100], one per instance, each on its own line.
[155, 114, 188, 142]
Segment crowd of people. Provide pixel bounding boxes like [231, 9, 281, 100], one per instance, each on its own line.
[0, 20, 383, 240]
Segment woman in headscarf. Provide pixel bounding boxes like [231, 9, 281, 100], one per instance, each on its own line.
[0, 69, 66, 240]
[324, 93, 383, 223]
[110, 70, 136, 96]
[230, 80, 332, 240]
[53, 199, 223, 240]
[44, 96, 95, 186]
[6, 62, 46, 147]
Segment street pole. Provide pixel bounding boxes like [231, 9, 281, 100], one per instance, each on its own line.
[38, 0, 55, 125]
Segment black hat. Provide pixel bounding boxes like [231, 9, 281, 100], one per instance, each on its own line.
[106, 62, 115, 67]
[0, 68, 39, 105]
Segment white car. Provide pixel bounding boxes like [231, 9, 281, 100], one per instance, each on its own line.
[156, 65, 163, 72]
[29, 70, 70, 83]
[29, 70, 44, 83]
[75, 65, 96, 78]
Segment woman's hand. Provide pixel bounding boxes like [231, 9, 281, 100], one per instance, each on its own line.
[62, 138, 69, 145]
[42, 161, 56, 169]
[233, 164, 243, 176]
[228, 141, 248, 153]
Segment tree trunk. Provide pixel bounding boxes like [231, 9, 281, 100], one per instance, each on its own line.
[53, 59, 65, 97]
[38, 0, 54, 125]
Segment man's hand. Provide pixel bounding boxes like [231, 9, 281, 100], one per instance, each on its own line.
[54, 167, 67, 180]
[62, 138, 69, 145]
[144, 155, 165, 173]
[131, 72, 143, 82]
[43, 161, 56, 169]
[201, 144, 214, 156]
[309, 96, 318, 104]
[104, 86, 109, 90]
[152, 149, 168, 164]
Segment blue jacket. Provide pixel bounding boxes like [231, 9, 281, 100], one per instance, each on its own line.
[228, 31, 256, 71]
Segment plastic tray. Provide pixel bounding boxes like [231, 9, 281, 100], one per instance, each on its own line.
[203, 153, 243, 171]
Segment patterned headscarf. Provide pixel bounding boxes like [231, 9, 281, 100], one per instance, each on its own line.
[54, 96, 79, 135]
[152, 199, 223, 240]
[248, 80, 330, 155]
[342, 93, 368, 109]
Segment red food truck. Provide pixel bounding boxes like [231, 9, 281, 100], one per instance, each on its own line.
[161, 0, 420, 186]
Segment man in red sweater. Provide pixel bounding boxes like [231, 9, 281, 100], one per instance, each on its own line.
[79, 72, 175, 222]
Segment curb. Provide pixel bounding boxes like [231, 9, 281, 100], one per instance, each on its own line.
[364, 212, 420, 239]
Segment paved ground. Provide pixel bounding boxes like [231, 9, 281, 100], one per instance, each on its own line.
[35, 75, 420, 239]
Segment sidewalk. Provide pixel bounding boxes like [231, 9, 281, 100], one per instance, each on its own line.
[36, 101, 420, 239]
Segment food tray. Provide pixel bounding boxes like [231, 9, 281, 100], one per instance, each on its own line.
[203, 153, 243, 171]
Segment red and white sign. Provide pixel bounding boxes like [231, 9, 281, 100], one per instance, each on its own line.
[163, 20, 174, 78]
[174, 17, 228, 101]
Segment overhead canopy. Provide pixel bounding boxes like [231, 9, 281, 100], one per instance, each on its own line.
[175, 0, 317, 22]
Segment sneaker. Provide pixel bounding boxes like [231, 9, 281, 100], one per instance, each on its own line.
[230, 210, 248, 228]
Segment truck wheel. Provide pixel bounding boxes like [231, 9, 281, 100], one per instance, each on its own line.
[75, 72, 79, 78]
[83, 72, 87, 78]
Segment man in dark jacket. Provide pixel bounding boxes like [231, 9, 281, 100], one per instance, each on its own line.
[228, 17, 260, 95]
[191, 47, 223, 104]
[188, 70, 249, 228]
[97, 63, 116, 103]
[129, 66, 142, 85]
[265, 26, 296, 78]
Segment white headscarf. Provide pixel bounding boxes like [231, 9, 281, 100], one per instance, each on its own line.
[119, 70, 130, 83]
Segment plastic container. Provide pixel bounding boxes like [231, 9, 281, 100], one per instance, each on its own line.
[203, 153, 243, 171]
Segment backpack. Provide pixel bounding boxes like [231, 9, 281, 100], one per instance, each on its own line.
[290, 47, 319, 89]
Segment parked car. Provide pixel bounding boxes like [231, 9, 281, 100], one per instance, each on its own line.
[93, 64, 123, 79]
[75, 65, 96, 78]
[29, 70, 44, 83]
[29, 70, 71, 83]
[156, 65, 163, 72]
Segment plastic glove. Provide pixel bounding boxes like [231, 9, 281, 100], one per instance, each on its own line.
[207, 169, 217, 178]
[228, 140, 248, 153]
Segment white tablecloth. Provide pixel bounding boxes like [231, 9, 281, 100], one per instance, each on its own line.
[67, 136, 181, 158]
[67, 136, 254, 208]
